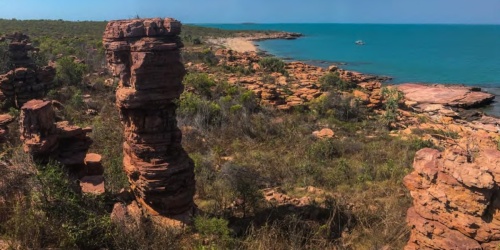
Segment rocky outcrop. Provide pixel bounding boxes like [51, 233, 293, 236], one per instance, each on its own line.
[241, 32, 303, 41]
[397, 83, 495, 109]
[103, 18, 195, 217]
[0, 33, 55, 107]
[404, 146, 500, 249]
[19, 99, 104, 194]
[209, 49, 387, 111]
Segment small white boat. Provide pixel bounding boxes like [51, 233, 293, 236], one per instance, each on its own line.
[355, 40, 365, 45]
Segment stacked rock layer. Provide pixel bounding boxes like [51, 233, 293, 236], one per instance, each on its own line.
[19, 99, 104, 194]
[404, 147, 500, 249]
[0, 33, 55, 107]
[103, 18, 195, 215]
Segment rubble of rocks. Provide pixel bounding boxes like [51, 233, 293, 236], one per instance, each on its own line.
[208, 49, 385, 111]
[103, 18, 195, 220]
[0, 33, 55, 108]
[19, 99, 104, 194]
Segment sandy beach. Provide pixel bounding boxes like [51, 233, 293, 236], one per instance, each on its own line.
[207, 37, 257, 52]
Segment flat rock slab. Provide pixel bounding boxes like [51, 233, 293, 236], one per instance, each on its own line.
[80, 175, 105, 195]
[397, 83, 495, 108]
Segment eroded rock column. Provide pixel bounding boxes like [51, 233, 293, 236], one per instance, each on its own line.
[103, 18, 195, 216]
[0, 33, 55, 108]
[19, 99, 104, 194]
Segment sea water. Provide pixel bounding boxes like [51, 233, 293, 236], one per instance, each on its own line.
[202, 23, 500, 115]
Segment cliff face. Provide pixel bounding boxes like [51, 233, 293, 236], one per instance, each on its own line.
[102, 18, 195, 216]
[404, 146, 500, 249]
[0, 33, 55, 107]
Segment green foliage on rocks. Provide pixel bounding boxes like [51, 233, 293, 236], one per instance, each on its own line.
[55, 56, 88, 85]
[258, 57, 287, 74]
[319, 72, 356, 91]
[381, 87, 404, 125]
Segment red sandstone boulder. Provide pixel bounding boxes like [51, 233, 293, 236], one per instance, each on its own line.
[80, 175, 105, 195]
[397, 83, 495, 108]
[312, 128, 334, 139]
[19, 100, 58, 155]
[84, 153, 104, 175]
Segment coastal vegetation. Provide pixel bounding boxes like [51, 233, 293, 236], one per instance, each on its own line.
[0, 18, 433, 249]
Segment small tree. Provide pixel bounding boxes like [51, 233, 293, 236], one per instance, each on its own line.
[318, 72, 355, 91]
[381, 87, 403, 126]
[55, 56, 88, 85]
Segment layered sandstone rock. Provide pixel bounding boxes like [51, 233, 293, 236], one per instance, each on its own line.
[19, 99, 104, 194]
[404, 147, 500, 249]
[0, 33, 55, 107]
[103, 18, 195, 216]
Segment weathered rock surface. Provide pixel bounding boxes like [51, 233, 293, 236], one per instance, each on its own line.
[84, 153, 104, 175]
[0, 114, 14, 142]
[19, 99, 104, 194]
[19, 100, 59, 155]
[103, 18, 195, 217]
[397, 83, 495, 108]
[0, 33, 55, 107]
[80, 175, 105, 195]
[404, 146, 500, 249]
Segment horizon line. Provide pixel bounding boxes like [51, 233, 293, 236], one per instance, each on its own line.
[1, 18, 499, 26]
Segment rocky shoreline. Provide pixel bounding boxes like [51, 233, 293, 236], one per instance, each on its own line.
[199, 34, 500, 249]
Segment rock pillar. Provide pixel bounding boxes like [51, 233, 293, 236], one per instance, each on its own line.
[0, 33, 55, 107]
[102, 18, 195, 216]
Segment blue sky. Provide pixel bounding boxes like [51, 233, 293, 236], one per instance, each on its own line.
[0, 0, 499, 24]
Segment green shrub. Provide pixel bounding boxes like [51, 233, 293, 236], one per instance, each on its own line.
[307, 139, 340, 160]
[4, 161, 113, 249]
[310, 92, 366, 121]
[183, 73, 216, 98]
[181, 49, 219, 66]
[381, 87, 403, 125]
[194, 216, 232, 247]
[178, 92, 222, 126]
[318, 72, 355, 91]
[55, 56, 88, 85]
[222, 64, 255, 75]
[221, 163, 263, 216]
[258, 57, 286, 74]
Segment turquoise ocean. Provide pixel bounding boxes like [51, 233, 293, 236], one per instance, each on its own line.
[202, 24, 500, 116]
